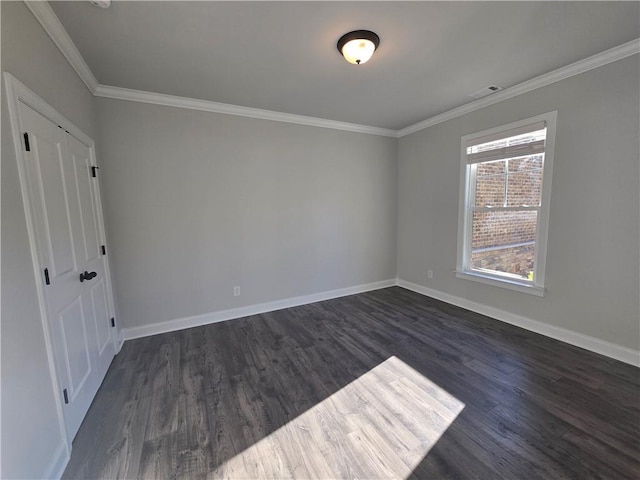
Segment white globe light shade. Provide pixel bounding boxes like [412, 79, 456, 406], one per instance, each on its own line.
[341, 38, 376, 65]
[337, 30, 380, 65]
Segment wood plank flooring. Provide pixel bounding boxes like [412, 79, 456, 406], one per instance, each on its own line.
[63, 287, 640, 479]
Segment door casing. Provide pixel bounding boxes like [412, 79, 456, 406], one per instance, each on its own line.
[4, 72, 120, 455]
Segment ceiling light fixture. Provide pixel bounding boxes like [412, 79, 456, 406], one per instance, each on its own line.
[337, 30, 380, 65]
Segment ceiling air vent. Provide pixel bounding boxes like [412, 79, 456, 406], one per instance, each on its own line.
[468, 85, 503, 100]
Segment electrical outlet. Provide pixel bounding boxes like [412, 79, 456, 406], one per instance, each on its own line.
[233, 286, 241, 297]
[427, 270, 433, 279]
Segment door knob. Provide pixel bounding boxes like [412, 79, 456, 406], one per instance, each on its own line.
[79, 271, 97, 282]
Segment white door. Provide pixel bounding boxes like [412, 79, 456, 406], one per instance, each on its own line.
[18, 102, 115, 439]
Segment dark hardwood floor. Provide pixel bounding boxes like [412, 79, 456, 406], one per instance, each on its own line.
[63, 287, 640, 479]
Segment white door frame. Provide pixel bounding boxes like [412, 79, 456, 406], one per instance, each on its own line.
[4, 72, 120, 454]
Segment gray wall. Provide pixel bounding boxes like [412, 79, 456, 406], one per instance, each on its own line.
[2, 2, 637, 477]
[397, 55, 640, 350]
[95, 98, 398, 330]
[1, 2, 99, 478]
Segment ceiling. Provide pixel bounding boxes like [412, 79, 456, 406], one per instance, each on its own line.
[50, 1, 639, 130]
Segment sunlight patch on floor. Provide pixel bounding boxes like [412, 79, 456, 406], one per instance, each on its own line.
[215, 356, 465, 479]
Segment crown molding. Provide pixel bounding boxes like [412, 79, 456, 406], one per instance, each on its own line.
[397, 38, 640, 137]
[94, 85, 399, 137]
[23, 0, 98, 94]
[23, 0, 395, 136]
[96, 39, 638, 138]
[23, 1, 638, 139]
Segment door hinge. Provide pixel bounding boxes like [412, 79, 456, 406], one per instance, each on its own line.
[44, 268, 50, 285]
[63, 388, 69, 404]
[91, 166, 99, 177]
[23, 132, 31, 151]
[101, 245, 106, 255]
[111, 317, 115, 328]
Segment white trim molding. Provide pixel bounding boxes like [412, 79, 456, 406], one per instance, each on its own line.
[455, 270, 545, 297]
[4, 73, 94, 147]
[23, 0, 98, 93]
[397, 39, 640, 137]
[4, 72, 74, 463]
[121, 279, 396, 340]
[4, 73, 122, 473]
[94, 85, 399, 137]
[121, 278, 640, 367]
[42, 443, 69, 480]
[396, 279, 640, 367]
[22, 2, 638, 138]
[455, 110, 557, 296]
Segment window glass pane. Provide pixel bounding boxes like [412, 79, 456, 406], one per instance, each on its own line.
[471, 244, 536, 280]
[509, 154, 543, 172]
[471, 210, 537, 279]
[507, 170, 542, 207]
[477, 160, 505, 176]
[475, 174, 505, 207]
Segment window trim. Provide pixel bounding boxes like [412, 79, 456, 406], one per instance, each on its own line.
[456, 111, 557, 296]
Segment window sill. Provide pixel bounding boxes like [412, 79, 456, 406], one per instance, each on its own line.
[455, 270, 545, 297]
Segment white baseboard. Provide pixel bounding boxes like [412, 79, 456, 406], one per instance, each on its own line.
[119, 277, 638, 367]
[117, 331, 125, 353]
[396, 278, 640, 367]
[43, 442, 69, 480]
[121, 279, 396, 340]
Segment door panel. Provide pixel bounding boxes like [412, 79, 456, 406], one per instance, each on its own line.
[71, 142, 100, 264]
[18, 101, 116, 441]
[39, 141, 76, 277]
[67, 134, 114, 377]
[58, 297, 91, 399]
[28, 121, 77, 279]
[90, 279, 112, 356]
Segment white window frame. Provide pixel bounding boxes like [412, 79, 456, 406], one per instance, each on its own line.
[456, 111, 557, 296]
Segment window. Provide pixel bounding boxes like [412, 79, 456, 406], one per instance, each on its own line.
[456, 111, 557, 296]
